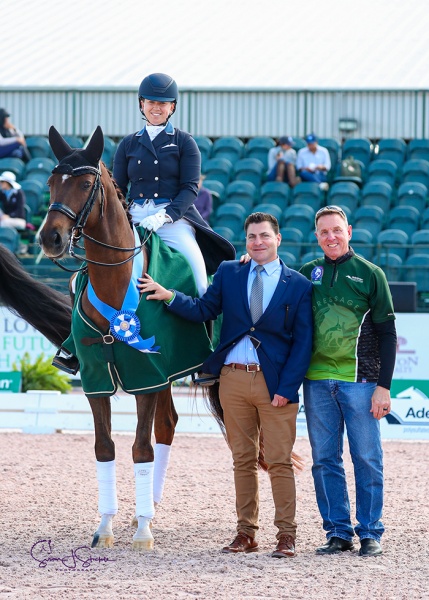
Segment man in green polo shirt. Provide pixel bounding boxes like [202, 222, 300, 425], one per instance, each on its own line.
[300, 205, 397, 558]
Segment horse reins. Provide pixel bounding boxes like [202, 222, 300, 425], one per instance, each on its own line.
[48, 164, 150, 271]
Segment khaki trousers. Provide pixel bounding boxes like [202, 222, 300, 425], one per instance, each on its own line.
[219, 365, 298, 540]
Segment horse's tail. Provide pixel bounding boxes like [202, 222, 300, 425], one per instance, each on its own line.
[203, 381, 305, 474]
[0, 245, 72, 347]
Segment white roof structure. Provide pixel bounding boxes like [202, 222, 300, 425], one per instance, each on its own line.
[3, 0, 429, 90]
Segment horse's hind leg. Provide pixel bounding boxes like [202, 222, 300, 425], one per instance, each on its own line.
[132, 393, 158, 551]
[88, 396, 117, 549]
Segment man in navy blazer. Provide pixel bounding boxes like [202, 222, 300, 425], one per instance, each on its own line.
[140, 212, 313, 558]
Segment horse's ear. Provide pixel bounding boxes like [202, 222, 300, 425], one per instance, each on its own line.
[85, 126, 104, 165]
[49, 126, 73, 161]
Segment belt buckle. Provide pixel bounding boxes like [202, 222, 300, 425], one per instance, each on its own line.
[246, 363, 259, 372]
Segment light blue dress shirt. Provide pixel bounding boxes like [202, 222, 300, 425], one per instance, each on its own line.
[224, 258, 282, 365]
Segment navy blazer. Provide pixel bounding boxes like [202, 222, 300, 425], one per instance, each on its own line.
[113, 123, 235, 274]
[167, 259, 314, 402]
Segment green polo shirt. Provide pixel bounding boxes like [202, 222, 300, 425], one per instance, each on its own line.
[300, 251, 395, 382]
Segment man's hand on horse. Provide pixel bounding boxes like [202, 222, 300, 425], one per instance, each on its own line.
[138, 274, 174, 302]
[139, 209, 172, 232]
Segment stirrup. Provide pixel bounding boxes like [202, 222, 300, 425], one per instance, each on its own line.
[191, 372, 219, 387]
[52, 347, 80, 375]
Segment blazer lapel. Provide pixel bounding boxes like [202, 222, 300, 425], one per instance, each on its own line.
[260, 262, 292, 321]
[240, 262, 252, 319]
[138, 130, 157, 157]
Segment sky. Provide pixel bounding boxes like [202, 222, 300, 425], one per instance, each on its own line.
[3, 0, 429, 89]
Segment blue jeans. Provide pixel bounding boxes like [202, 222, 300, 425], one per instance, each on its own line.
[298, 170, 327, 183]
[303, 378, 384, 542]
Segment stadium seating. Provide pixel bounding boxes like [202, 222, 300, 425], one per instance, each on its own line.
[63, 135, 84, 148]
[410, 230, 429, 256]
[102, 135, 117, 169]
[352, 205, 385, 238]
[360, 181, 393, 212]
[214, 203, 247, 235]
[212, 226, 236, 242]
[301, 249, 323, 263]
[202, 158, 233, 188]
[24, 157, 57, 192]
[244, 137, 275, 170]
[26, 135, 51, 159]
[0, 227, 20, 253]
[212, 136, 244, 165]
[376, 252, 403, 281]
[290, 182, 323, 211]
[400, 159, 429, 189]
[319, 137, 341, 177]
[327, 181, 360, 213]
[252, 203, 283, 223]
[407, 139, 429, 162]
[233, 158, 265, 188]
[259, 181, 290, 209]
[366, 159, 397, 187]
[377, 229, 409, 261]
[278, 248, 298, 267]
[282, 205, 315, 236]
[194, 136, 213, 166]
[386, 205, 420, 238]
[224, 181, 257, 212]
[0, 157, 26, 181]
[279, 227, 304, 261]
[351, 228, 374, 260]
[20, 179, 45, 221]
[403, 254, 429, 293]
[375, 138, 407, 168]
[342, 138, 372, 168]
[396, 182, 427, 212]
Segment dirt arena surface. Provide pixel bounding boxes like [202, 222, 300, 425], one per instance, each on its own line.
[1, 431, 428, 600]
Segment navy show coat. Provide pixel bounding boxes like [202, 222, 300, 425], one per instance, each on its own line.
[113, 122, 235, 275]
[166, 259, 314, 402]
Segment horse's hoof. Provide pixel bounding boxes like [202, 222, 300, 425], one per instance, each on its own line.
[91, 533, 114, 548]
[132, 538, 154, 551]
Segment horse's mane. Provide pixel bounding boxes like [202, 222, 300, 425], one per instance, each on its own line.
[104, 163, 133, 228]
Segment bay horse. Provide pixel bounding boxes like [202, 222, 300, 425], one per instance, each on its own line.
[35, 125, 211, 551]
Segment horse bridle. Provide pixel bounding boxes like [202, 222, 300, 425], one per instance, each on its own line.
[48, 164, 148, 271]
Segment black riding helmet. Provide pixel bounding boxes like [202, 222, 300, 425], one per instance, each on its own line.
[138, 73, 178, 122]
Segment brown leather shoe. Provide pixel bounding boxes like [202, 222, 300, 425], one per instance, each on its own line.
[271, 534, 296, 558]
[222, 532, 258, 554]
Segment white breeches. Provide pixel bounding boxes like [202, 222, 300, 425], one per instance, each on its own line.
[131, 200, 207, 296]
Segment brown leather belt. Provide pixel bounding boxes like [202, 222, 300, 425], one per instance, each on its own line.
[225, 363, 261, 372]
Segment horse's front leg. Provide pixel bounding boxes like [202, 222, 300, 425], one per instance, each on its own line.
[153, 385, 178, 506]
[132, 393, 158, 551]
[88, 396, 116, 549]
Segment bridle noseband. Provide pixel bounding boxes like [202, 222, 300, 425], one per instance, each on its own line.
[48, 163, 147, 271]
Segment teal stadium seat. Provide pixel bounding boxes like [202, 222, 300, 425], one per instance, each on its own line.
[25, 157, 57, 192]
[224, 181, 257, 213]
[387, 205, 420, 238]
[352, 205, 384, 238]
[102, 135, 117, 170]
[421, 207, 429, 229]
[202, 179, 225, 214]
[233, 158, 265, 188]
[0, 157, 26, 181]
[327, 182, 360, 213]
[63, 135, 84, 148]
[377, 229, 409, 261]
[212, 226, 236, 242]
[259, 181, 290, 210]
[407, 139, 429, 162]
[375, 138, 407, 168]
[319, 138, 341, 180]
[410, 230, 429, 256]
[360, 181, 393, 212]
[194, 136, 213, 167]
[203, 158, 233, 188]
[292, 137, 307, 152]
[377, 252, 403, 281]
[351, 228, 374, 260]
[290, 182, 323, 211]
[301, 248, 323, 264]
[403, 254, 429, 293]
[252, 203, 283, 224]
[282, 204, 315, 236]
[212, 136, 244, 165]
[214, 203, 247, 235]
[400, 159, 429, 189]
[367, 159, 397, 187]
[244, 137, 275, 170]
[20, 179, 45, 218]
[342, 138, 373, 168]
[277, 249, 298, 267]
[26, 135, 51, 159]
[279, 227, 304, 261]
[0, 227, 20, 253]
[396, 182, 427, 213]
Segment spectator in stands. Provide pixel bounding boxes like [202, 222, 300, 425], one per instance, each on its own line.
[267, 136, 300, 187]
[194, 174, 213, 222]
[296, 133, 330, 190]
[0, 108, 31, 162]
[0, 171, 26, 230]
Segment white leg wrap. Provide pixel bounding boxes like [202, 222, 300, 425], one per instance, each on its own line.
[153, 443, 172, 504]
[96, 460, 118, 515]
[134, 462, 155, 519]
